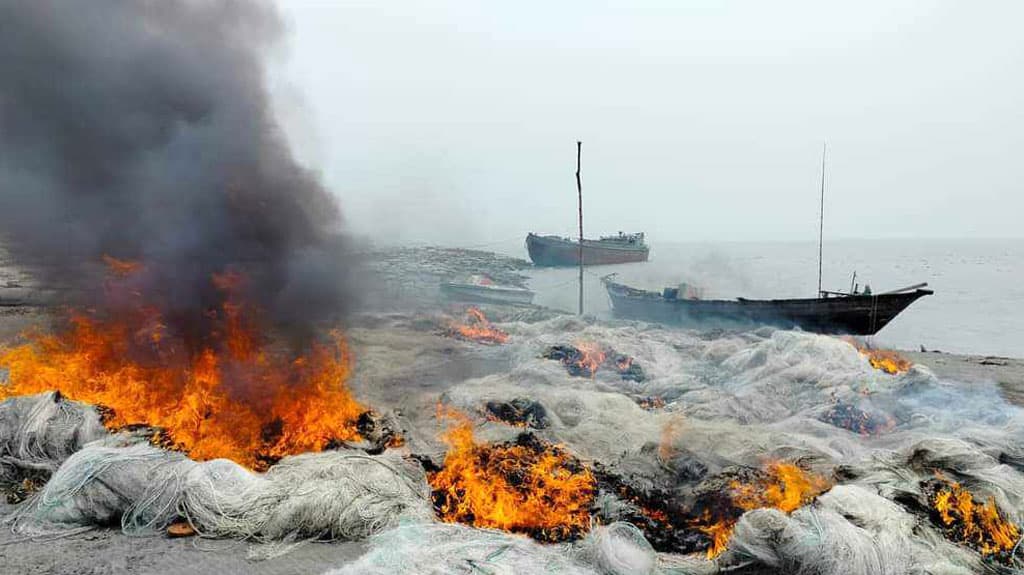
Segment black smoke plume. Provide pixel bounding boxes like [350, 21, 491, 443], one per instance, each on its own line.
[0, 0, 354, 343]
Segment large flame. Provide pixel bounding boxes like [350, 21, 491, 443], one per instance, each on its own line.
[428, 408, 595, 541]
[930, 479, 1020, 558]
[695, 461, 832, 558]
[0, 261, 365, 469]
[444, 307, 509, 345]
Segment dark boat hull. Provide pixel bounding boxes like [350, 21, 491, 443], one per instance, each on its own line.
[605, 280, 932, 335]
[526, 233, 649, 267]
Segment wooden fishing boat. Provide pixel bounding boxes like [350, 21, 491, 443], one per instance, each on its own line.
[603, 276, 932, 335]
[526, 232, 649, 267]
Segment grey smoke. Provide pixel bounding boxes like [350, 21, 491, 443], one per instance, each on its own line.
[0, 0, 353, 341]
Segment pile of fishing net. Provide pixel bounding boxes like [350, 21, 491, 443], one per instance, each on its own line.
[0, 392, 433, 558]
[325, 521, 662, 575]
[0, 391, 106, 485]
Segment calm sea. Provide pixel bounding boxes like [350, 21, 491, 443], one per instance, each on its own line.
[486, 238, 1023, 358]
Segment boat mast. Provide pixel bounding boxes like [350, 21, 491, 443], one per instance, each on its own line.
[576, 141, 584, 315]
[817, 141, 826, 297]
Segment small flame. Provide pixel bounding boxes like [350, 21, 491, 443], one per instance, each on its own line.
[930, 479, 1020, 558]
[102, 254, 143, 277]
[843, 338, 912, 374]
[572, 341, 607, 378]
[695, 461, 832, 559]
[657, 416, 685, 462]
[428, 407, 595, 541]
[637, 396, 666, 411]
[444, 307, 509, 345]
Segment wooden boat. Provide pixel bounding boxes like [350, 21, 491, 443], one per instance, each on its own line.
[440, 274, 535, 305]
[526, 232, 649, 267]
[603, 276, 932, 335]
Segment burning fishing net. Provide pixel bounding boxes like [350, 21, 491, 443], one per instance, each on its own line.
[925, 477, 1021, 562]
[442, 307, 509, 345]
[843, 337, 913, 375]
[485, 397, 551, 429]
[722, 486, 915, 575]
[690, 461, 833, 558]
[0, 266, 367, 470]
[427, 409, 595, 541]
[543, 342, 644, 381]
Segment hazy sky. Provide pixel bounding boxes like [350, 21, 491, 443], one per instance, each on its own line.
[270, 1, 1023, 245]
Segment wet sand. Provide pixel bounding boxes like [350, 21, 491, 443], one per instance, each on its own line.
[0, 520, 366, 575]
[904, 350, 1024, 407]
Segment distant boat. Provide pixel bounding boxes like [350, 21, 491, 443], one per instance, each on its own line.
[440, 274, 535, 306]
[602, 275, 932, 335]
[526, 232, 649, 267]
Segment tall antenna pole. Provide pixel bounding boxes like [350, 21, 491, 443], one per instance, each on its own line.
[576, 141, 584, 315]
[817, 141, 826, 297]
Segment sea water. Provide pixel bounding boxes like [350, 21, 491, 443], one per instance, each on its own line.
[504, 238, 1024, 358]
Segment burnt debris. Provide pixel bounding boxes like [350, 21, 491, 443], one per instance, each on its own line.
[542, 344, 646, 382]
[820, 401, 896, 435]
[485, 398, 551, 429]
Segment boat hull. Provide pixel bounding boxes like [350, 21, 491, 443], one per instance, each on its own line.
[526, 233, 649, 267]
[605, 280, 931, 335]
[440, 283, 535, 305]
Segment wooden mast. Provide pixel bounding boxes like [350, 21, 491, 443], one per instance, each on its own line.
[817, 141, 826, 297]
[576, 141, 584, 315]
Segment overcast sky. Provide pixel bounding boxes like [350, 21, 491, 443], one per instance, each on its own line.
[270, 1, 1023, 245]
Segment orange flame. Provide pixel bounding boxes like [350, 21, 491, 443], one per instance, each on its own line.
[695, 461, 832, 559]
[445, 307, 508, 345]
[102, 254, 144, 277]
[572, 340, 606, 378]
[930, 479, 1020, 558]
[0, 265, 365, 470]
[843, 338, 912, 374]
[637, 396, 666, 411]
[657, 416, 685, 462]
[428, 408, 595, 541]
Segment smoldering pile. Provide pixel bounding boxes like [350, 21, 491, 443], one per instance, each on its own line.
[433, 315, 1024, 574]
[543, 343, 646, 382]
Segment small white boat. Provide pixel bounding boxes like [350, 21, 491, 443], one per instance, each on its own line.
[440, 274, 535, 306]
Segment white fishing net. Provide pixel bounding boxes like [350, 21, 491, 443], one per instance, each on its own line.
[572, 521, 657, 575]
[7, 437, 434, 558]
[181, 450, 434, 557]
[0, 392, 107, 483]
[323, 521, 659, 575]
[8, 439, 194, 534]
